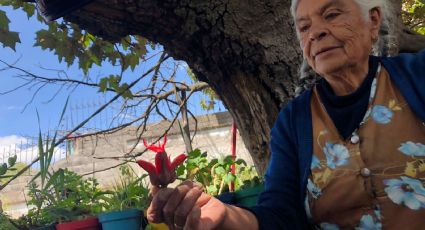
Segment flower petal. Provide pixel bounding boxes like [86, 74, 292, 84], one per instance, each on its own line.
[136, 160, 157, 175]
[161, 135, 167, 149]
[404, 193, 421, 210]
[371, 105, 393, 124]
[143, 137, 166, 153]
[385, 186, 405, 205]
[171, 154, 187, 170]
[398, 142, 425, 157]
[155, 151, 171, 173]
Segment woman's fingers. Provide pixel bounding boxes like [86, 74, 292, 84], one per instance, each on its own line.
[147, 188, 174, 223]
[185, 205, 201, 230]
[162, 182, 196, 228]
[172, 186, 203, 229]
[147, 181, 205, 229]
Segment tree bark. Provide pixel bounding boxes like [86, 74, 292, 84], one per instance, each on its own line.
[61, 0, 424, 175]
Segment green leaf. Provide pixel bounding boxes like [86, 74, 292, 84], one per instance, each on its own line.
[121, 89, 134, 99]
[8, 155, 17, 167]
[176, 165, 185, 177]
[22, 3, 36, 18]
[206, 185, 218, 195]
[0, 163, 7, 176]
[235, 159, 247, 166]
[189, 149, 202, 158]
[214, 166, 226, 175]
[0, 10, 10, 29]
[98, 78, 108, 92]
[223, 173, 236, 184]
[0, 29, 20, 51]
[0, 10, 21, 50]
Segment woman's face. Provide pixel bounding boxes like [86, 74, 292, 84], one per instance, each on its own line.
[295, 0, 381, 76]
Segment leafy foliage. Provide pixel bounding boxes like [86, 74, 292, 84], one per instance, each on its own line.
[103, 165, 150, 211]
[0, 1, 149, 75]
[176, 149, 260, 196]
[0, 10, 20, 50]
[403, 0, 425, 35]
[16, 169, 109, 228]
[0, 155, 19, 184]
[0, 213, 19, 230]
[0, 162, 26, 184]
[187, 68, 219, 111]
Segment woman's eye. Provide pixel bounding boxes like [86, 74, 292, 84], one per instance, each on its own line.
[325, 12, 340, 20]
[299, 25, 310, 33]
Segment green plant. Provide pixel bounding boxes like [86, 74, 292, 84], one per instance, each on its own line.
[17, 169, 109, 228]
[176, 149, 261, 196]
[0, 212, 19, 230]
[103, 165, 150, 211]
[0, 155, 18, 184]
[403, 0, 425, 35]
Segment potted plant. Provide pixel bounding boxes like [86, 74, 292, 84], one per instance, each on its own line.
[176, 149, 263, 207]
[50, 169, 108, 230]
[232, 175, 264, 207]
[99, 165, 150, 230]
[20, 169, 107, 230]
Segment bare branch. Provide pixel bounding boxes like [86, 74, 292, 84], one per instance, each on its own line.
[0, 54, 170, 191]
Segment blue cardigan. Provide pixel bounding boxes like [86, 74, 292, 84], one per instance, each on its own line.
[249, 49, 425, 229]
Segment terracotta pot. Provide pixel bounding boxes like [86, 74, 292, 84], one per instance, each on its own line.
[55, 217, 100, 230]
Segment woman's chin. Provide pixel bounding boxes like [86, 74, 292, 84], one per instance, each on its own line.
[314, 59, 347, 76]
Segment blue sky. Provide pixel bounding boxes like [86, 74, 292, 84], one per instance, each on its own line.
[0, 5, 225, 163]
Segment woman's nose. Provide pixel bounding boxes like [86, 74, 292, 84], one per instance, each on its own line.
[309, 28, 328, 42]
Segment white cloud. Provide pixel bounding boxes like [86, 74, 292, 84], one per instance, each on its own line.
[0, 135, 67, 167]
[5, 105, 22, 111]
[0, 135, 27, 148]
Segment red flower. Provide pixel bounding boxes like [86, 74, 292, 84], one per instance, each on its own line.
[136, 135, 187, 187]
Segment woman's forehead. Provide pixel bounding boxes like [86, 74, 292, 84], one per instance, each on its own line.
[295, 0, 353, 19]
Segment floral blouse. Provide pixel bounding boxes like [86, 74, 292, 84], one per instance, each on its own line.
[305, 64, 425, 229]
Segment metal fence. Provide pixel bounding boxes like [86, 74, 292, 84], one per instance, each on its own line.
[0, 135, 69, 173]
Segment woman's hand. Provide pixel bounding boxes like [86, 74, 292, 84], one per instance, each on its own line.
[147, 181, 227, 230]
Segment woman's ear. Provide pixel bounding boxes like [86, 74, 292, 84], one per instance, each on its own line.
[369, 7, 382, 41]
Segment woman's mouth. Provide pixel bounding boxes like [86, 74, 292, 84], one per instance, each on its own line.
[313, 46, 341, 58]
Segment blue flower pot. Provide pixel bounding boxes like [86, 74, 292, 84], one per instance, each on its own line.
[234, 185, 264, 207]
[98, 209, 142, 230]
[215, 184, 264, 207]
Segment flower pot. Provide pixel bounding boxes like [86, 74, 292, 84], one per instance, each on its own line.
[55, 217, 100, 230]
[234, 185, 264, 207]
[98, 209, 142, 230]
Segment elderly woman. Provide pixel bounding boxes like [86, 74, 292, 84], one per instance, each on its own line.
[145, 0, 425, 229]
[35, 0, 424, 229]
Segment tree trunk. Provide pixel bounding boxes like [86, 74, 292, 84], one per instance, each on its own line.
[62, 0, 424, 175]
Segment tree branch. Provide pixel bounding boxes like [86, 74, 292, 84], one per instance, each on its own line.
[0, 55, 170, 191]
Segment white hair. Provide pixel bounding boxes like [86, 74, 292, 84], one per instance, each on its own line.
[290, 0, 387, 22]
[290, 0, 395, 55]
[290, 0, 397, 83]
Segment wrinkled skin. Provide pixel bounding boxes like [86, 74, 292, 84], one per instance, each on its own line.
[148, 0, 383, 229]
[147, 181, 226, 230]
[296, 0, 381, 95]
